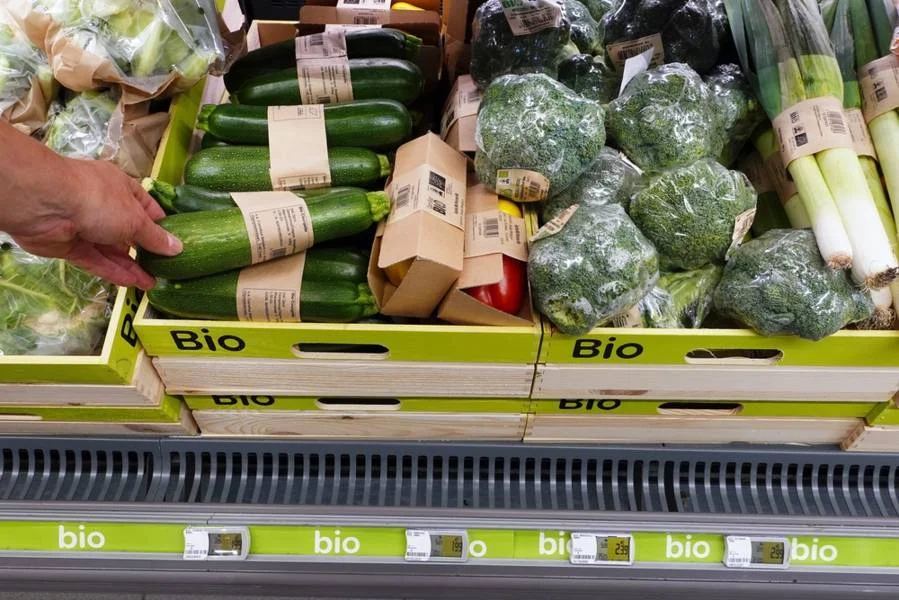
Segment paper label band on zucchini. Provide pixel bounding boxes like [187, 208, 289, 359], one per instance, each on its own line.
[387, 164, 465, 229]
[845, 108, 878, 160]
[606, 33, 665, 72]
[295, 32, 354, 105]
[231, 191, 315, 263]
[495, 169, 549, 202]
[465, 209, 527, 262]
[336, 0, 391, 25]
[267, 105, 332, 190]
[860, 55, 899, 123]
[772, 97, 854, 168]
[500, 0, 562, 36]
[236, 253, 306, 322]
[763, 153, 798, 206]
[440, 75, 481, 139]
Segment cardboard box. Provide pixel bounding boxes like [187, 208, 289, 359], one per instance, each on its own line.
[442, 0, 479, 43]
[299, 5, 441, 45]
[369, 133, 467, 318]
[438, 183, 533, 327]
[440, 74, 479, 153]
[443, 34, 470, 83]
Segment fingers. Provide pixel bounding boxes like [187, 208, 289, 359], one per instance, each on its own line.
[97, 244, 158, 291]
[132, 214, 183, 257]
[130, 177, 167, 222]
[66, 241, 156, 290]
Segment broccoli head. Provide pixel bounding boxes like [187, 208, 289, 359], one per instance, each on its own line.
[607, 62, 723, 172]
[529, 203, 659, 335]
[562, 0, 603, 54]
[470, 0, 572, 89]
[629, 158, 757, 270]
[580, 0, 617, 22]
[704, 63, 765, 167]
[476, 73, 606, 198]
[542, 146, 642, 222]
[637, 264, 722, 328]
[713, 229, 875, 340]
[557, 53, 622, 103]
[601, 0, 727, 75]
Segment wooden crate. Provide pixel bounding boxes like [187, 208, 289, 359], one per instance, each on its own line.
[841, 399, 899, 452]
[0, 405, 197, 436]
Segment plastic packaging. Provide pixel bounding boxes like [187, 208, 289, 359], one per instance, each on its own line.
[601, 0, 727, 74]
[542, 146, 642, 222]
[713, 229, 875, 340]
[44, 90, 118, 159]
[469, 0, 572, 89]
[528, 203, 659, 335]
[629, 158, 757, 270]
[636, 265, 722, 328]
[0, 235, 114, 356]
[475, 72, 606, 199]
[580, 0, 615, 22]
[704, 63, 765, 167]
[563, 0, 602, 54]
[608, 62, 723, 172]
[556, 53, 621, 103]
[0, 15, 53, 133]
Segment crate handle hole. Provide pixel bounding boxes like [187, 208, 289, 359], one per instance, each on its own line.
[685, 348, 783, 365]
[315, 398, 401, 411]
[291, 343, 390, 360]
[0, 414, 43, 421]
[657, 402, 744, 416]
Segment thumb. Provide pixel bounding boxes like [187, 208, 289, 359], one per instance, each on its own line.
[133, 215, 183, 256]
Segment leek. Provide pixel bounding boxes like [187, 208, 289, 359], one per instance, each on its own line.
[751, 126, 812, 228]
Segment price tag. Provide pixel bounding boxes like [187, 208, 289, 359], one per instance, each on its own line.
[724, 536, 789, 570]
[183, 527, 250, 561]
[570, 533, 634, 565]
[405, 530, 468, 562]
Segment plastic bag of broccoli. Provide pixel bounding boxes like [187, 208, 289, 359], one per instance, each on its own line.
[8, 0, 225, 102]
[636, 265, 722, 328]
[0, 235, 114, 356]
[601, 0, 727, 74]
[557, 53, 621, 103]
[703, 63, 764, 167]
[608, 63, 723, 173]
[529, 203, 659, 335]
[563, 0, 602, 54]
[542, 147, 642, 222]
[714, 229, 875, 340]
[0, 14, 54, 134]
[475, 73, 606, 201]
[580, 0, 615, 22]
[469, 0, 573, 89]
[628, 158, 757, 271]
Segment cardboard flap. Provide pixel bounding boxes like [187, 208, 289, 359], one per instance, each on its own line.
[298, 6, 440, 43]
[438, 288, 534, 327]
[378, 211, 464, 270]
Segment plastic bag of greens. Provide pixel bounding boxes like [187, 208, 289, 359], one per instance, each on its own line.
[636, 265, 722, 328]
[713, 229, 874, 340]
[0, 16, 55, 134]
[703, 63, 764, 167]
[0, 236, 114, 356]
[469, 0, 573, 89]
[557, 53, 621, 103]
[529, 203, 659, 335]
[563, 0, 602, 54]
[8, 0, 225, 102]
[580, 0, 616, 22]
[475, 73, 606, 201]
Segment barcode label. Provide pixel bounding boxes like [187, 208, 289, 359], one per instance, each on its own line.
[354, 15, 380, 24]
[496, 168, 550, 202]
[389, 164, 465, 229]
[395, 184, 412, 209]
[501, 0, 562, 35]
[618, 42, 652, 61]
[606, 33, 664, 70]
[860, 55, 899, 122]
[406, 552, 430, 558]
[772, 97, 853, 166]
[309, 33, 324, 46]
[483, 217, 500, 238]
[271, 248, 287, 259]
[429, 198, 447, 215]
[825, 110, 846, 135]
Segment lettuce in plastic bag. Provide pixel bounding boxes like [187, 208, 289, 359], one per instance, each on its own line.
[44, 89, 117, 159]
[0, 20, 53, 116]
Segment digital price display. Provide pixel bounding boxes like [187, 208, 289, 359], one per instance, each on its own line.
[570, 533, 635, 565]
[183, 527, 250, 561]
[405, 530, 468, 562]
[724, 536, 790, 569]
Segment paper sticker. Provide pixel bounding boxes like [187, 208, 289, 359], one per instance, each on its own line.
[267, 105, 332, 189]
[336, 0, 391, 25]
[235, 253, 305, 322]
[231, 191, 315, 264]
[606, 33, 665, 71]
[727, 208, 756, 259]
[325, 23, 383, 31]
[845, 108, 877, 159]
[772, 97, 854, 167]
[183, 529, 209, 560]
[296, 58, 354, 105]
[860, 55, 899, 122]
[388, 164, 466, 229]
[530, 204, 577, 242]
[764, 153, 798, 205]
[724, 536, 753, 568]
[465, 209, 528, 262]
[495, 169, 550, 202]
[500, 0, 563, 36]
[610, 305, 642, 328]
[738, 152, 774, 195]
[619, 46, 654, 94]
[296, 30, 349, 60]
[441, 75, 482, 139]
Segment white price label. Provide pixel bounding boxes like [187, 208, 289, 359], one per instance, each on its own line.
[404, 530, 468, 562]
[724, 536, 790, 570]
[182, 527, 250, 561]
[569, 533, 634, 565]
[570, 533, 598, 564]
[183, 528, 210, 561]
[405, 530, 433, 562]
[724, 536, 753, 568]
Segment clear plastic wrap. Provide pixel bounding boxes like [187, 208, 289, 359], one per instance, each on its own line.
[469, 0, 572, 89]
[580, 0, 615, 22]
[703, 63, 765, 167]
[0, 15, 54, 133]
[556, 53, 621, 103]
[44, 89, 117, 159]
[628, 158, 757, 270]
[713, 229, 875, 340]
[607, 62, 723, 172]
[542, 146, 643, 222]
[475, 72, 606, 198]
[528, 203, 659, 335]
[0, 235, 114, 356]
[636, 264, 722, 328]
[9, 0, 225, 100]
[600, 0, 727, 74]
[563, 0, 602, 54]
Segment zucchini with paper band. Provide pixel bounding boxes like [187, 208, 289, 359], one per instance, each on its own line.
[143, 179, 364, 214]
[147, 249, 376, 322]
[233, 59, 425, 106]
[223, 28, 424, 92]
[183, 146, 392, 191]
[197, 100, 413, 150]
[139, 191, 391, 280]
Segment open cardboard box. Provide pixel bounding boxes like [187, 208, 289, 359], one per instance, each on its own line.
[441, 74, 478, 153]
[299, 1, 441, 45]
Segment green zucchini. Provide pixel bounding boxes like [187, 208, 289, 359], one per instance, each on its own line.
[183, 146, 391, 192]
[200, 133, 231, 149]
[233, 59, 424, 106]
[223, 28, 423, 92]
[143, 179, 363, 214]
[147, 248, 376, 322]
[139, 190, 390, 280]
[197, 99, 413, 150]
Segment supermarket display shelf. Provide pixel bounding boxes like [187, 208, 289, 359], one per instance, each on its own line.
[1, 438, 899, 596]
